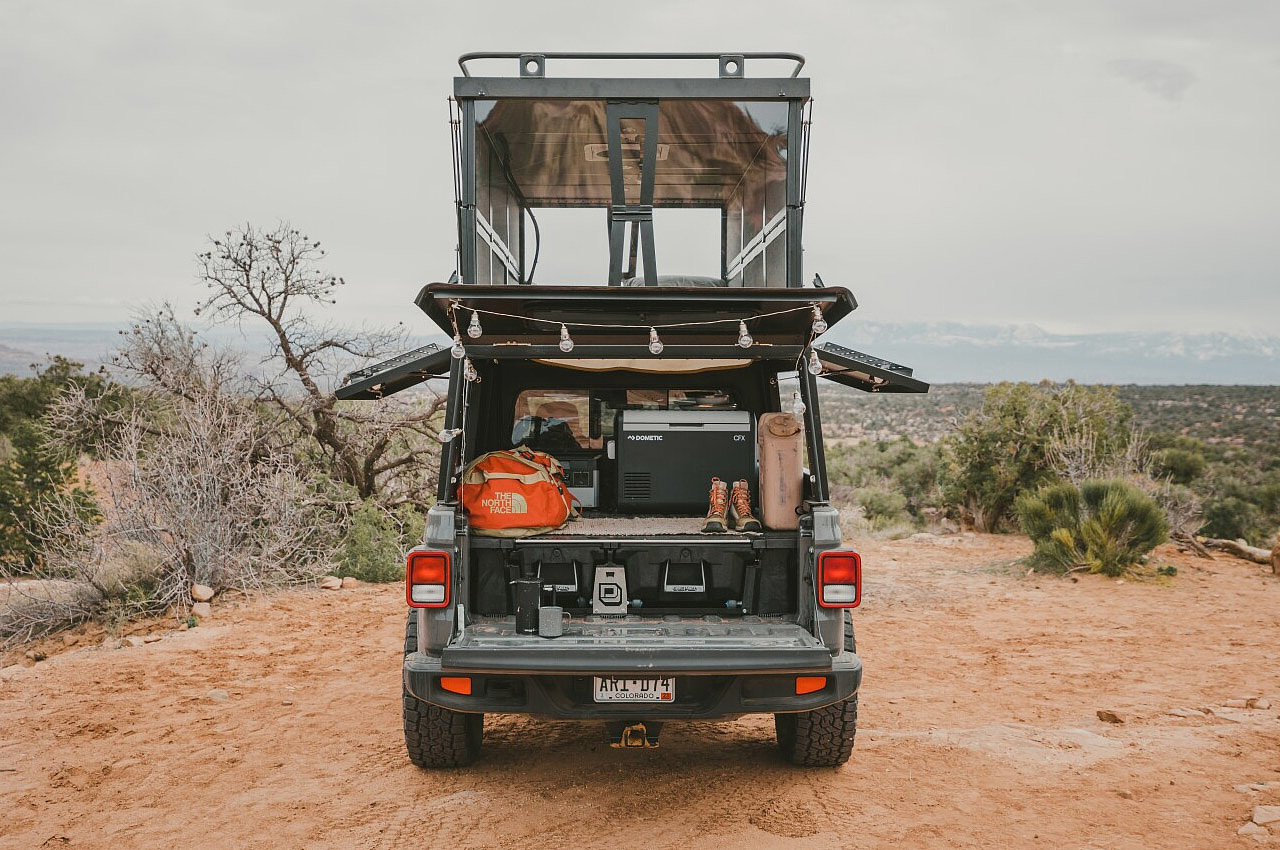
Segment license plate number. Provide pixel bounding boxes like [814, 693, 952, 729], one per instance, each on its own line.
[593, 677, 675, 703]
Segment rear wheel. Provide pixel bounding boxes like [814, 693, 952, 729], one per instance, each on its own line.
[403, 612, 484, 768]
[774, 696, 858, 767]
[774, 611, 858, 766]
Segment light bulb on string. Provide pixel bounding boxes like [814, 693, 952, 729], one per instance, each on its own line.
[466, 309, 483, 339]
[811, 306, 828, 335]
[451, 334, 465, 359]
[463, 358, 479, 382]
[436, 428, 462, 443]
[807, 349, 823, 376]
[792, 392, 807, 417]
[648, 327, 664, 355]
[558, 324, 574, 353]
[737, 320, 753, 348]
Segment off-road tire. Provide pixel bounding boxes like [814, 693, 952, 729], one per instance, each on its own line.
[774, 611, 859, 766]
[774, 696, 858, 767]
[402, 612, 484, 768]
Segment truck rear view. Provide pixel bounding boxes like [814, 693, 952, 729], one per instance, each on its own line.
[337, 52, 928, 767]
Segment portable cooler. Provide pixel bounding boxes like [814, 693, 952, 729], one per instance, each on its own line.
[615, 410, 756, 513]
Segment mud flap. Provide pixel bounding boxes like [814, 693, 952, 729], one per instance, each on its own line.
[606, 721, 662, 748]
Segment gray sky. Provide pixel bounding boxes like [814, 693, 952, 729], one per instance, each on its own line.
[2, 0, 1278, 335]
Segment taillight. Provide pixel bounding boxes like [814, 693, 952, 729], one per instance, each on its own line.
[817, 550, 861, 608]
[406, 550, 450, 608]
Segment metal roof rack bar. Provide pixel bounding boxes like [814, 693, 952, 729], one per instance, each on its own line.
[457, 51, 806, 79]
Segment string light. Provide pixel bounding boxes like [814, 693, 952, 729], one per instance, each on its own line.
[446, 301, 839, 354]
[807, 349, 823, 376]
[792, 391, 807, 416]
[437, 427, 463, 443]
[648, 327, 664, 355]
[463, 358, 480, 382]
[811, 306, 828, 336]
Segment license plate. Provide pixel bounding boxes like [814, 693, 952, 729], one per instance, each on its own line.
[593, 677, 675, 703]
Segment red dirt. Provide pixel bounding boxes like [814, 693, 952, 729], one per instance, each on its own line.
[2, 534, 1279, 849]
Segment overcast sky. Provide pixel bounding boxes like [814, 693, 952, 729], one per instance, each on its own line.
[2, 0, 1277, 336]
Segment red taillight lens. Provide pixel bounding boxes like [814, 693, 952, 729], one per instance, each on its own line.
[406, 550, 450, 608]
[818, 551, 861, 608]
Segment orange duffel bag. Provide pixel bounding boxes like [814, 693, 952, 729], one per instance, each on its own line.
[459, 446, 580, 537]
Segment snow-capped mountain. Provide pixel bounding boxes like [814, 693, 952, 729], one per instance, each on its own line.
[826, 322, 1280, 384]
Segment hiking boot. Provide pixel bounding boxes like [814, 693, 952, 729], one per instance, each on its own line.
[729, 479, 762, 532]
[702, 477, 728, 533]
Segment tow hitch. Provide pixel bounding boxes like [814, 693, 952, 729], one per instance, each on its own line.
[606, 721, 662, 748]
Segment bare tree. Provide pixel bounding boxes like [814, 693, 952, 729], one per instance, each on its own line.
[1, 317, 329, 647]
[196, 222, 446, 505]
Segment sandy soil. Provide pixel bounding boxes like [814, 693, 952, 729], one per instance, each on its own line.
[2, 534, 1279, 850]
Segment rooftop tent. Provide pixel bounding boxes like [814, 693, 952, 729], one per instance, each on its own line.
[452, 53, 811, 288]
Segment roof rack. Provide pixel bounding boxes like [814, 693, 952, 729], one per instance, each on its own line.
[457, 51, 805, 79]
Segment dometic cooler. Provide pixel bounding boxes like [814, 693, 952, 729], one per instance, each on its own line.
[615, 410, 756, 513]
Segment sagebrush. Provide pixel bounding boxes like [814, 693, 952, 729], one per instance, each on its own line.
[1017, 479, 1168, 576]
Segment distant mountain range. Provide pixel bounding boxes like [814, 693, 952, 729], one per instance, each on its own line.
[826, 321, 1280, 385]
[2, 320, 1277, 385]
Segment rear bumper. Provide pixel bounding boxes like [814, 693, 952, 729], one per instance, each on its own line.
[404, 651, 862, 719]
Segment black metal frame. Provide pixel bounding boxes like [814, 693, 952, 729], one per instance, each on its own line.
[452, 52, 812, 289]
[457, 51, 807, 79]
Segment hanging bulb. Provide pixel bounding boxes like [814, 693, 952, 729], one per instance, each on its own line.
[811, 306, 828, 335]
[807, 349, 823, 376]
[436, 428, 463, 443]
[558, 324, 574, 353]
[648, 327, 664, 355]
[450, 334, 465, 359]
[792, 391, 807, 416]
[466, 309, 483, 339]
[463, 358, 479, 382]
[737, 320, 753, 349]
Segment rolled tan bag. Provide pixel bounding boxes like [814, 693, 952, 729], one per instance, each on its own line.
[757, 412, 805, 530]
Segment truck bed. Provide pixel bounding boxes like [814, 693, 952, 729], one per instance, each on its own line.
[468, 514, 798, 549]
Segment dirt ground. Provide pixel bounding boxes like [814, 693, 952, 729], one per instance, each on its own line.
[3, 534, 1279, 850]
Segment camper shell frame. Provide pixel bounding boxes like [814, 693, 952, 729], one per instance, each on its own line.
[337, 53, 929, 766]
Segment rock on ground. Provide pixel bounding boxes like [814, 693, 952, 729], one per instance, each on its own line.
[1239, 821, 1270, 841]
[1253, 806, 1280, 826]
[191, 583, 215, 602]
[319, 576, 342, 590]
[191, 602, 212, 619]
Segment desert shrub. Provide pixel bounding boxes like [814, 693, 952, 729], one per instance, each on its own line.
[0, 358, 106, 568]
[337, 502, 424, 583]
[826, 437, 942, 529]
[851, 486, 909, 523]
[941, 382, 1134, 531]
[1149, 448, 1207, 485]
[1016, 479, 1168, 576]
[1199, 496, 1263, 543]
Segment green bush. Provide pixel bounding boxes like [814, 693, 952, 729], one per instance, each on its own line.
[1199, 496, 1263, 543]
[1017, 479, 1169, 577]
[1149, 448, 1207, 485]
[826, 437, 941, 527]
[337, 502, 425, 583]
[0, 358, 105, 568]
